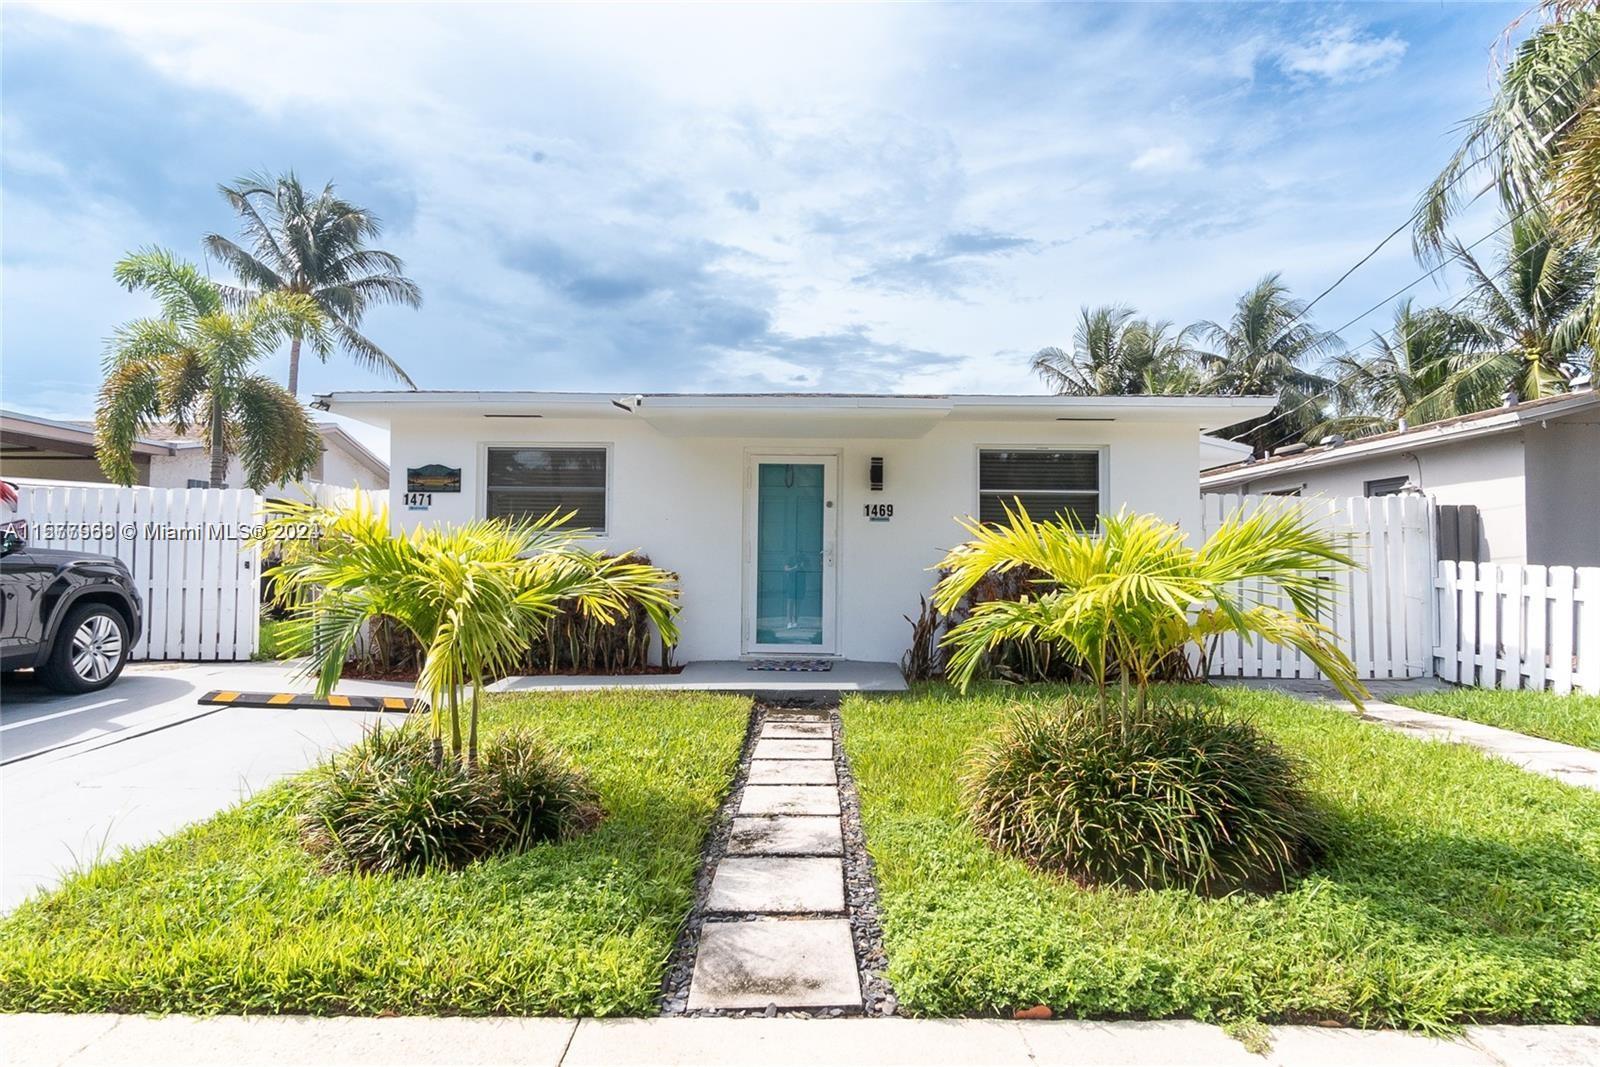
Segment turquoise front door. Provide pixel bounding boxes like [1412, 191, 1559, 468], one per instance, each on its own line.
[746, 455, 836, 653]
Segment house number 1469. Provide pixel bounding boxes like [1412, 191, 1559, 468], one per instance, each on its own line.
[863, 503, 894, 521]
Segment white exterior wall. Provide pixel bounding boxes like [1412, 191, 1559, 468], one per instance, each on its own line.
[1524, 416, 1600, 566]
[1227, 435, 1530, 565]
[148, 441, 384, 498]
[385, 414, 1203, 664]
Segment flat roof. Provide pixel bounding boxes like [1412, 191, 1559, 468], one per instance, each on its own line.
[316, 390, 1276, 434]
[1202, 389, 1600, 487]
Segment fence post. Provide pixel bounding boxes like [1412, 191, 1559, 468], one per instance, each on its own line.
[1458, 561, 1478, 685]
[1549, 565, 1576, 695]
[1578, 568, 1600, 695]
[1434, 560, 1457, 684]
[1525, 565, 1548, 692]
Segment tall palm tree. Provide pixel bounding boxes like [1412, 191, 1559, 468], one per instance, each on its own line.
[1033, 305, 1200, 396]
[1448, 214, 1595, 400]
[204, 171, 421, 395]
[96, 248, 327, 489]
[1193, 274, 1341, 455]
[1415, 6, 1600, 256]
[1317, 300, 1495, 437]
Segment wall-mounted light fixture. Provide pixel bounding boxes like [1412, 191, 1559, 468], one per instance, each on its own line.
[869, 456, 884, 491]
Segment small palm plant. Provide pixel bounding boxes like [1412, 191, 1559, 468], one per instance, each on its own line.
[258, 495, 680, 769]
[933, 505, 1366, 708]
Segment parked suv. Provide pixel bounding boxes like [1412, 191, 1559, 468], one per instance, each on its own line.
[0, 528, 143, 693]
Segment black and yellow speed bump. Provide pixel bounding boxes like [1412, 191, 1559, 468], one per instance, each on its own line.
[198, 690, 424, 713]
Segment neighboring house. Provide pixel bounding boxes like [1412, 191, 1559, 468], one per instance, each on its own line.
[1201, 389, 1600, 567]
[319, 390, 1273, 664]
[0, 408, 387, 495]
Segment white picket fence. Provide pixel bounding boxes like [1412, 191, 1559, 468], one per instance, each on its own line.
[1434, 562, 1600, 694]
[9, 479, 262, 661]
[1201, 493, 1435, 681]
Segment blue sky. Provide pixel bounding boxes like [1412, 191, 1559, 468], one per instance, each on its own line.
[3, 1, 1522, 440]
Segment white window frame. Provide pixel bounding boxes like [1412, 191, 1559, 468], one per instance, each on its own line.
[974, 444, 1109, 530]
[478, 441, 614, 540]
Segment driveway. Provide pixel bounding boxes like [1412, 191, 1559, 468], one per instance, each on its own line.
[1, 660, 413, 912]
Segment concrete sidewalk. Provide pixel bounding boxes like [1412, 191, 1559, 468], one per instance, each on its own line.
[1225, 678, 1600, 791]
[7, 1014, 1599, 1067]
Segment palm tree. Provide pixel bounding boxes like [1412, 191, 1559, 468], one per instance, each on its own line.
[1193, 274, 1341, 455]
[1317, 300, 1495, 437]
[931, 505, 1365, 709]
[204, 171, 421, 396]
[1033, 306, 1201, 396]
[1448, 214, 1595, 400]
[1415, 6, 1600, 256]
[96, 248, 327, 489]
[258, 495, 680, 770]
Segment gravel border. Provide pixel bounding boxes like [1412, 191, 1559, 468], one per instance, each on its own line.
[658, 699, 897, 1018]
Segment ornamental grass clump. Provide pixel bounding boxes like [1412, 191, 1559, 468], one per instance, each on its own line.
[964, 698, 1324, 893]
[301, 722, 600, 875]
[935, 503, 1362, 894]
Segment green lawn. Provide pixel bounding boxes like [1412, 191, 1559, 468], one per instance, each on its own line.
[1392, 687, 1600, 751]
[842, 684, 1600, 1029]
[0, 690, 749, 1016]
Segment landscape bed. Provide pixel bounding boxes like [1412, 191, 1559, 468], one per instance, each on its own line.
[841, 684, 1600, 1029]
[1391, 687, 1600, 752]
[0, 690, 749, 1017]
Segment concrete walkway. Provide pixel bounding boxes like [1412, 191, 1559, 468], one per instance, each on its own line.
[686, 708, 862, 1012]
[8, 1014, 1600, 1066]
[1226, 678, 1600, 792]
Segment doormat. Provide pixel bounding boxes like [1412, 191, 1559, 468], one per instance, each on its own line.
[746, 659, 834, 672]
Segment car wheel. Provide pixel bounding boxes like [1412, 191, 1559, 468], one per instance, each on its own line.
[39, 603, 130, 694]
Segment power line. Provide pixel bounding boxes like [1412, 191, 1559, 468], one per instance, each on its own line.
[1260, 37, 1600, 348]
[1223, 207, 1557, 445]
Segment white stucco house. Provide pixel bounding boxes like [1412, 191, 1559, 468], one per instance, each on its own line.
[319, 390, 1273, 665]
[1201, 389, 1600, 567]
[0, 408, 388, 496]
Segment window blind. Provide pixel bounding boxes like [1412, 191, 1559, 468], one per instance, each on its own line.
[485, 447, 607, 531]
[978, 449, 1100, 528]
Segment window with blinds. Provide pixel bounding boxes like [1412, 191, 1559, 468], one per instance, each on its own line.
[485, 446, 608, 532]
[978, 449, 1101, 529]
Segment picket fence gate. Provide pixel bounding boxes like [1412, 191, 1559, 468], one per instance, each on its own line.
[8, 479, 261, 661]
[1434, 561, 1600, 694]
[1201, 492, 1435, 682]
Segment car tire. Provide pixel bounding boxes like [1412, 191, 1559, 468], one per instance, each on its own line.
[39, 603, 130, 694]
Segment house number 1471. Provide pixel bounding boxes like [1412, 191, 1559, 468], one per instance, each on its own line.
[863, 503, 894, 521]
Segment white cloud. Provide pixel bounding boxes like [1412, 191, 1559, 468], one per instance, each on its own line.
[1129, 143, 1198, 174]
[1279, 26, 1407, 83]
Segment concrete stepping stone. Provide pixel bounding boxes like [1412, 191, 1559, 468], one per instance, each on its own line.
[739, 785, 840, 816]
[752, 738, 832, 760]
[761, 722, 832, 740]
[748, 759, 836, 785]
[764, 710, 831, 722]
[728, 815, 843, 856]
[686, 919, 861, 1010]
[705, 856, 844, 913]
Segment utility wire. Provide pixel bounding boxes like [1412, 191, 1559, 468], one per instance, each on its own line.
[1259, 38, 1600, 348]
[1223, 204, 1555, 445]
